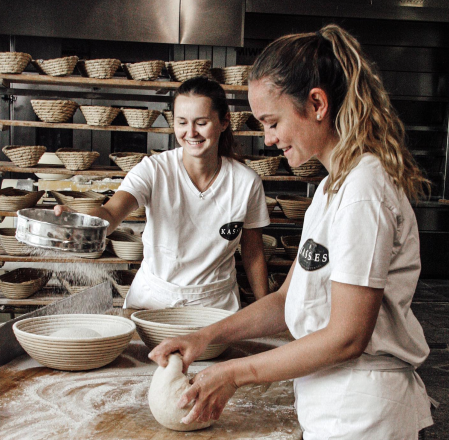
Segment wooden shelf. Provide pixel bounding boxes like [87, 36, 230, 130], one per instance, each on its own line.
[0, 251, 142, 264]
[0, 73, 249, 94]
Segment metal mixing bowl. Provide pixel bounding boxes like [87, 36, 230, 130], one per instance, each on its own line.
[16, 208, 109, 253]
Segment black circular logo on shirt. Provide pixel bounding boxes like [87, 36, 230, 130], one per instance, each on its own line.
[219, 222, 244, 241]
[299, 239, 329, 271]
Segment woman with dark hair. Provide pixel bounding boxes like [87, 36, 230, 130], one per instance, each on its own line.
[55, 76, 270, 311]
[150, 25, 434, 438]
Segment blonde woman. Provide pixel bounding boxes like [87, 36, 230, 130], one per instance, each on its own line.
[150, 25, 433, 439]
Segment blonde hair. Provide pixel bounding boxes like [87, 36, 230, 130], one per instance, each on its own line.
[249, 24, 429, 202]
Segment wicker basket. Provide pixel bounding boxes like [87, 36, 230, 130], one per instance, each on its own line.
[290, 157, 324, 177]
[80, 105, 120, 126]
[78, 58, 121, 79]
[0, 268, 51, 299]
[281, 235, 301, 260]
[0, 188, 45, 211]
[131, 307, 233, 360]
[121, 108, 160, 129]
[109, 269, 137, 298]
[128, 205, 146, 218]
[162, 110, 174, 128]
[166, 60, 211, 82]
[122, 60, 165, 81]
[0, 52, 32, 74]
[246, 114, 264, 131]
[266, 196, 278, 215]
[0, 228, 33, 256]
[55, 148, 100, 171]
[31, 99, 79, 123]
[244, 155, 282, 176]
[51, 190, 107, 214]
[109, 152, 149, 172]
[230, 111, 252, 131]
[222, 65, 251, 85]
[276, 195, 312, 220]
[2, 145, 46, 167]
[237, 234, 277, 262]
[269, 273, 288, 293]
[32, 56, 79, 77]
[108, 230, 143, 261]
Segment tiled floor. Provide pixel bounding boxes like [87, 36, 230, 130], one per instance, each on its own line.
[412, 280, 449, 439]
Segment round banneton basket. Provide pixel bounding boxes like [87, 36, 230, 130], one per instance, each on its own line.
[0, 52, 32, 74]
[12, 314, 136, 371]
[236, 234, 278, 262]
[2, 145, 46, 167]
[31, 99, 79, 123]
[0, 268, 51, 299]
[51, 190, 107, 214]
[0, 188, 45, 211]
[162, 110, 174, 128]
[80, 105, 120, 126]
[55, 148, 100, 171]
[276, 195, 312, 220]
[281, 235, 301, 260]
[166, 60, 211, 82]
[131, 307, 234, 360]
[109, 269, 137, 298]
[222, 65, 251, 85]
[230, 111, 252, 131]
[0, 228, 33, 256]
[121, 108, 160, 129]
[108, 230, 143, 261]
[32, 56, 79, 77]
[109, 152, 149, 172]
[78, 58, 121, 79]
[265, 196, 278, 215]
[244, 155, 282, 176]
[269, 273, 288, 293]
[290, 157, 324, 177]
[122, 60, 165, 81]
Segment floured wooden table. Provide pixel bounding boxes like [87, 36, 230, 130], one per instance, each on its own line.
[0, 334, 301, 440]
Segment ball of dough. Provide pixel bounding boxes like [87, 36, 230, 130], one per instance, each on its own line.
[148, 354, 212, 432]
[50, 326, 101, 339]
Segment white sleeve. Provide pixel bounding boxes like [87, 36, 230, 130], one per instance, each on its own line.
[243, 177, 270, 229]
[329, 200, 396, 288]
[116, 157, 153, 207]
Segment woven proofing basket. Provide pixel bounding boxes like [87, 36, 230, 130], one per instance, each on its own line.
[0, 228, 33, 256]
[60, 279, 101, 295]
[269, 273, 288, 293]
[266, 196, 278, 215]
[0, 52, 32, 74]
[78, 59, 121, 79]
[276, 195, 312, 220]
[222, 65, 251, 85]
[109, 152, 149, 172]
[230, 111, 252, 131]
[244, 155, 281, 176]
[122, 60, 165, 81]
[12, 314, 136, 371]
[2, 145, 46, 167]
[166, 60, 211, 82]
[121, 108, 160, 129]
[33, 56, 79, 77]
[108, 230, 143, 261]
[290, 157, 324, 177]
[0, 268, 51, 299]
[31, 100, 79, 123]
[55, 148, 100, 171]
[162, 110, 174, 128]
[237, 234, 278, 262]
[131, 307, 234, 360]
[281, 235, 301, 260]
[80, 105, 120, 126]
[109, 269, 137, 298]
[51, 190, 107, 214]
[0, 188, 44, 211]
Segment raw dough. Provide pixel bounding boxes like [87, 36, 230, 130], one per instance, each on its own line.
[148, 354, 212, 432]
[50, 326, 101, 338]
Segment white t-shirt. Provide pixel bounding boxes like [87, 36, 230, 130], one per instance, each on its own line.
[117, 148, 269, 305]
[285, 153, 429, 367]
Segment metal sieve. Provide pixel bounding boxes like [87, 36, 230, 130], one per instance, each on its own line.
[16, 208, 109, 253]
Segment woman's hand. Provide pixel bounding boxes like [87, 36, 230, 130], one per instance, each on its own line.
[178, 361, 238, 424]
[148, 330, 212, 373]
[53, 204, 75, 216]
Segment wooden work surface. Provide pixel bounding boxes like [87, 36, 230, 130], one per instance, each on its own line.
[0, 334, 301, 440]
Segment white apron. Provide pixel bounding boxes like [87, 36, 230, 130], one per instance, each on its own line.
[123, 261, 240, 311]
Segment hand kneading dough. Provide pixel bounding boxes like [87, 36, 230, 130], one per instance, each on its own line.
[148, 354, 212, 431]
[50, 327, 101, 338]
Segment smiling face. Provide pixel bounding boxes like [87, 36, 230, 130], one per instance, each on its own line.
[248, 79, 336, 169]
[173, 94, 228, 160]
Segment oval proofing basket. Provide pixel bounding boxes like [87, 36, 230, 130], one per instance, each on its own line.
[13, 314, 136, 371]
[131, 307, 234, 360]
